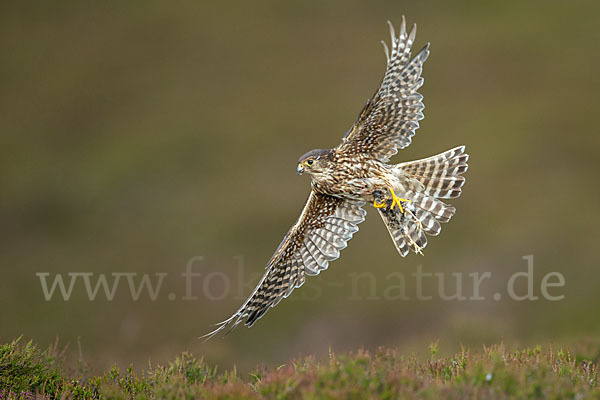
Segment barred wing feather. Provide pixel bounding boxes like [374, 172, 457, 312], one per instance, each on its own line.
[337, 17, 430, 162]
[202, 191, 365, 339]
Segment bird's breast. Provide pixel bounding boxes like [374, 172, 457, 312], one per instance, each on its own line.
[311, 159, 394, 201]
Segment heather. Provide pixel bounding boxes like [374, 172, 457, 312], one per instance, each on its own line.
[1, 337, 599, 399]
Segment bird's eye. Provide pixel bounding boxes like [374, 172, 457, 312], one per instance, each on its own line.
[307, 159, 314, 166]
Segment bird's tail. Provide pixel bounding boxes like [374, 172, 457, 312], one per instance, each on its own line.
[378, 146, 469, 256]
[395, 145, 469, 199]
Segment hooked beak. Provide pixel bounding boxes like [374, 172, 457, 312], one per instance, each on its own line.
[296, 163, 304, 175]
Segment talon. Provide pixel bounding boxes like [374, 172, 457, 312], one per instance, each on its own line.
[373, 188, 411, 212]
[389, 188, 411, 214]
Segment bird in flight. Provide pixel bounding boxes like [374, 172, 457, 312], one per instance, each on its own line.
[203, 17, 468, 339]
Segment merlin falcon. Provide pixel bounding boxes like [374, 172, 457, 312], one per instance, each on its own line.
[204, 17, 468, 339]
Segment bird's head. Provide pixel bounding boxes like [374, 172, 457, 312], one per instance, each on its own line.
[297, 149, 333, 176]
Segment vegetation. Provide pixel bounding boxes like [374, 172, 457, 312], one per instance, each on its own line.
[1, 337, 599, 399]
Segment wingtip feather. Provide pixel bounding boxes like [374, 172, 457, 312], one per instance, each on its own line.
[400, 15, 406, 36]
[387, 20, 396, 47]
[381, 40, 390, 62]
[408, 23, 417, 44]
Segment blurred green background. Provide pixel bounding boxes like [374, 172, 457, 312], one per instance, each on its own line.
[2, 0, 599, 372]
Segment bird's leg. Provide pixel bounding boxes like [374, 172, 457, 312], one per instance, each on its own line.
[373, 188, 411, 213]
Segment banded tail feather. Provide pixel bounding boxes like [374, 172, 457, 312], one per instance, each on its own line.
[379, 146, 468, 256]
[377, 200, 428, 257]
[396, 145, 468, 199]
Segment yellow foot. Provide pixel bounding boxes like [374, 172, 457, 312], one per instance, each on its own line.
[372, 188, 411, 213]
[373, 198, 387, 208]
[390, 188, 411, 213]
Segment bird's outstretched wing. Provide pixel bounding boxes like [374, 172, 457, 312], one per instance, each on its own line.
[202, 191, 366, 340]
[336, 17, 430, 162]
